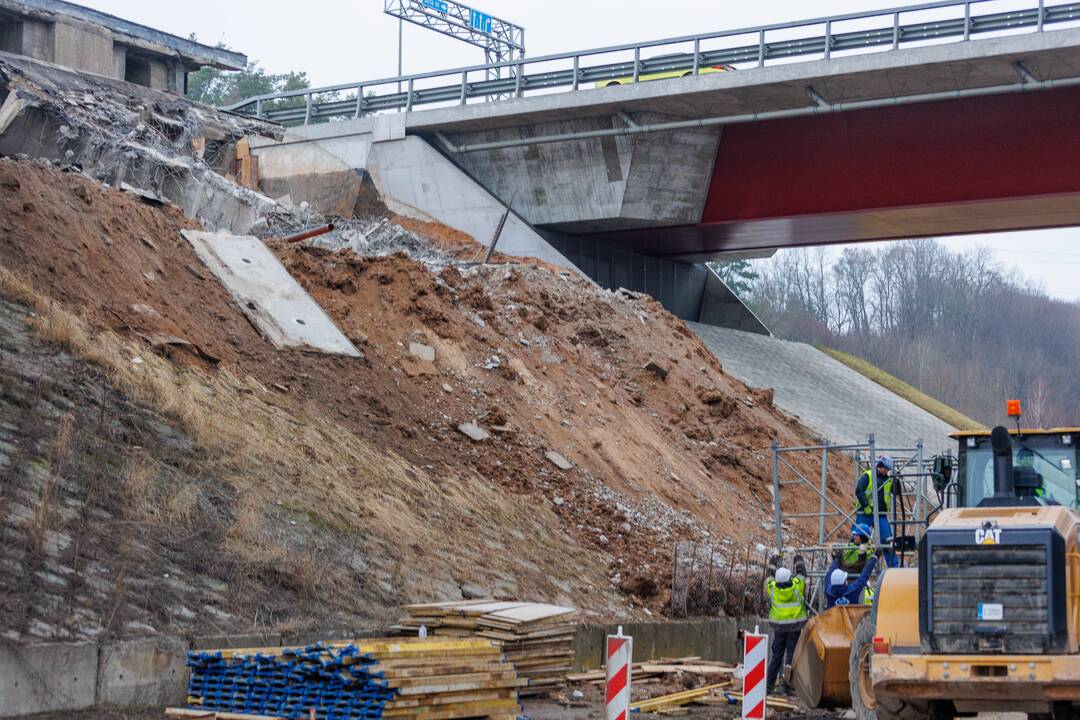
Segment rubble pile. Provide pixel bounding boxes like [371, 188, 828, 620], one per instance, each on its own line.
[0, 51, 283, 232]
[0, 146, 850, 643]
[269, 215, 462, 269]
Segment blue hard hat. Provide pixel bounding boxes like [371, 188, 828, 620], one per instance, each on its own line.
[852, 523, 872, 539]
[877, 456, 894, 471]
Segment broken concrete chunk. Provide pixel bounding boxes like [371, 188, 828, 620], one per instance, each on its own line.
[409, 342, 436, 362]
[442, 383, 454, 394]
[539, 348, 563, 365]
[545, 450, 574, 471]
[644, 359, 669, 380]
[457, 423, 490, 442]
[121, 183, 166, 206]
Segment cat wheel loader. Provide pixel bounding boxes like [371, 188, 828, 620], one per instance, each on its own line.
[791, 417, 1080, 719]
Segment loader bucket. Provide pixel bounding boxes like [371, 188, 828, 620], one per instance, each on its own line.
[790, 605, 869, 708]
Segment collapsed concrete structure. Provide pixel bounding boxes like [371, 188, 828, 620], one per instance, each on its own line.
[0, 51, 282, 231]
[0, 0, 244, 93]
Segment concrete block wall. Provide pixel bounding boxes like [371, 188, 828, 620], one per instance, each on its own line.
[97, 638, 189, 708]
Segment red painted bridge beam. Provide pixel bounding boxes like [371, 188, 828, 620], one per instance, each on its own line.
[703, 84, 1080, 224]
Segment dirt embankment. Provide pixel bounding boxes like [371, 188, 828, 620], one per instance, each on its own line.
[0, 158, 850, 643]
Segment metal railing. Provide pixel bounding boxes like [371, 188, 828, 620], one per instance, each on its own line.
[228, 0, 1080, 125]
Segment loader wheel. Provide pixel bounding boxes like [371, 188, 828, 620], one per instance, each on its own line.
[849, 615, 954, 720]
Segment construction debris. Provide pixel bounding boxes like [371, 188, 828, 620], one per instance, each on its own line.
[544, 450, 574, 471]
[567, 658, 737, 686]
[0, 155, 851, 644]
[186, 637, 523, 720]
[458, 423, 492, 442]
[409, 342, 437, 362]
[395, 601, 578, 696]
[0, 52, 283, 233]
[629, 683, 730, 713]
[643, 360, 670, 380]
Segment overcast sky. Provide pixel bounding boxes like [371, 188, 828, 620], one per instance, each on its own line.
[80, 0, 1080, 301]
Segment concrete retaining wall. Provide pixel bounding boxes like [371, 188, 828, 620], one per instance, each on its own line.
[0, 620, 764, 716]
[0, 642, 98, 716]
[572, 617, 767, 671]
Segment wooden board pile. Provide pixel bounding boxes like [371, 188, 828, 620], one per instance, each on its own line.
[566, 657, 737, 687]
[185, 637, 524, 720]
[394, 601, 577, 696]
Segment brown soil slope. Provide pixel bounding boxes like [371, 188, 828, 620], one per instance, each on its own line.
[0, 158, 849, 642]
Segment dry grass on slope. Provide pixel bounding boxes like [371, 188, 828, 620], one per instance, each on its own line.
[816, 345, 984, 432]
[0, 265, 619, 625]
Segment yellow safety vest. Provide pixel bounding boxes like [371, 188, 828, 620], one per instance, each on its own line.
[856, 469, 893, 515]
[861, 584, 875, 606]
[765, 577, 808, 624]
[841, 544, 871, 569]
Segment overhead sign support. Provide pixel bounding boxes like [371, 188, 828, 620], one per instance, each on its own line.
[384, 0, 525, 88]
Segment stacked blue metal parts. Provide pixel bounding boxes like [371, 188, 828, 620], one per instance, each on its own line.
[186, 643, 396, 720]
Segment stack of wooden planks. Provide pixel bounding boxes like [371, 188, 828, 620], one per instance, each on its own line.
[395, 600, 578, 696]
[185, 637, 524, 720]
[567, 657, 737, 687]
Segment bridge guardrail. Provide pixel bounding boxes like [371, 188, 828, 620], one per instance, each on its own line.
[226, 0, 1080, 125]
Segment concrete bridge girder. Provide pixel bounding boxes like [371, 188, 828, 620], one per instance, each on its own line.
[443, 113, 722, 232]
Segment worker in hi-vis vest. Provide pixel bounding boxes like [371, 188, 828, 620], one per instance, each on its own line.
[838, 523, 874, 573]
[763, 554, 807, 696]
[854, 456, 899, 567]
[825, 551, 880, 608]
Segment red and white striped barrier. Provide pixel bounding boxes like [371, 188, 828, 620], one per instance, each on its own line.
[742, 626, 768, 720]
[605, 627, 633, 720]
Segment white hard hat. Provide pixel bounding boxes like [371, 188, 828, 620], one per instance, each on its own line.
[775, 567, 792, 583]
[830, 568, 849, 587]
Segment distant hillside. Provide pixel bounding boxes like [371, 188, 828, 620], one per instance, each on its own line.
[743, 240, 1080, 428]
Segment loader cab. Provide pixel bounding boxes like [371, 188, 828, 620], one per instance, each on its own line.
[951, 428, 1080, 509]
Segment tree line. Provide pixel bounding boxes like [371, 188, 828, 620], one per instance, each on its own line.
[737, 240, 1080, 427]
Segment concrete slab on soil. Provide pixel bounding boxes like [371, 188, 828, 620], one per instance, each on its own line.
[181, 230, 360, 357]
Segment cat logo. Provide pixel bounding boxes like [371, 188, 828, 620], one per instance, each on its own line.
[975, 527, 1002, 545]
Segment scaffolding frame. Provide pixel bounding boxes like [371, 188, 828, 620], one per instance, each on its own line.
[769, 435, 939, 611]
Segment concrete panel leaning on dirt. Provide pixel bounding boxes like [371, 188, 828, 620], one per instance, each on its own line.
[181, 229, 361, 357]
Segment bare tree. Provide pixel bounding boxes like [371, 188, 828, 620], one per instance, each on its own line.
[747, 240, 1080, 427]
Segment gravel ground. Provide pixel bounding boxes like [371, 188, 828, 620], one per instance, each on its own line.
[19, 704, 1025, 719]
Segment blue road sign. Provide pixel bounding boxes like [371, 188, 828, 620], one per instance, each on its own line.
[470, 9, 493, 33]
